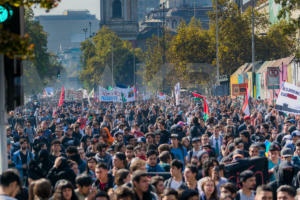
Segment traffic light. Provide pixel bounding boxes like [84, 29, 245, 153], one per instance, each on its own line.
[1, 4, 24, 112]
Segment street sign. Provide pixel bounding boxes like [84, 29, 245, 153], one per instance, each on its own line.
[267, 67, 280, 89]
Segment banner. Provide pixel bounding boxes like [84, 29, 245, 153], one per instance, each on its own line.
[174, 82, 180, 105]
[224, 157, 269, 188]
[275, 82, 300, 114]
[98, 86, 136, 103]
[267, 67, 280, 89]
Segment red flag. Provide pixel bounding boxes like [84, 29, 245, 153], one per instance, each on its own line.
[204, 98, 209, 115]
[58, 86, 64, 107]
[192, 92, 204, 98]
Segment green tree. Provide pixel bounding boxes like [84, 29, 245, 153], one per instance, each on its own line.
[80, 26, 142, 89]
[23, 8, 63, 94]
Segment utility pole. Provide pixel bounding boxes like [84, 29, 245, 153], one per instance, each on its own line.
[162, 2, 166, 64]
[194, 0, 196, 17]
[216, 0, 220, 85]
[0, 54, 8, 173]
[133, 51, 136, 88]
[251, 0, 255, 98]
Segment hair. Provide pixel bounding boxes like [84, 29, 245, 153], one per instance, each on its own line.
[240, 130, 250, 139]
[114, 152, 127, 168]
[0, 169, 21, 188]
[33, 179, 52, 200]
[147, 150, 158, 158]
[95, 191, 109, 199]
[151, 176, 164, 187]
[132, 170, 148, 185]
[76, 174, 93, 187]
[200, 177, 218, 200]
[96, 162, 108, 170]
[171, 159, 183, 171]
[277, 185, 296, 198]
[220, 182, 237, 194]
[159, 151, 171, 163]
[256, 185, 272, 195]
[158, 144, 170, 153]
[130, 159, 146, 173]
[262, 123, 269, 131]
[163, 188, 178, 199]
[115, 186, 135, 200]
[240, 170, 255, 185]
[126, 145, 134, 151]
[185, 164, 198, 177]
[115, 169, 130, 186]
[52, 179, 78, 200]
[233, 138, 243, 146]
[66, 146, 78, 154]
[203, 159, 215, 177]
[96, 143, 107, 152]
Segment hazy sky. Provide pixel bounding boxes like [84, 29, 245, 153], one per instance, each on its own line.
[33, 0, 100, 19]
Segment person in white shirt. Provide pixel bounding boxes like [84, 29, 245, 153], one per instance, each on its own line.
[164, 160, 187, 190]
[237, 170, 256, 200]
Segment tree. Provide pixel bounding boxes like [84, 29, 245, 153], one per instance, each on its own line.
[80, 26, 142, 89]
[0, 0, 61, 58]
[23, 8, 63, 94]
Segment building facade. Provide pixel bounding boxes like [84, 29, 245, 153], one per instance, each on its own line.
[99, 0, 139, 40]
[36, 10, 99, 53]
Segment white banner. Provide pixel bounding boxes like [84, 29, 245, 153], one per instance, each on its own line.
[98, 86, 136, 102]
[175, 82, 180, 106]
[275, 82, 300, 115]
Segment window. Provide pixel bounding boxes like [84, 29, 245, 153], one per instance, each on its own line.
[112, 0, 122, 18]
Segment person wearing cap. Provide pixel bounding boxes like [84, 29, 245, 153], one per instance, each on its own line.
[238, 116, 251, 134]
[236, 170, 256, 200]
[285, 130, 300, 152]
[268, 142, 281, 182]
[170, 134, 187, 165]
[187, 137, 202, 162]
[232, 149, 245, 162]
[281, 148, 293, 162]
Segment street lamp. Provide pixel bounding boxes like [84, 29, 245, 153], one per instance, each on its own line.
[82, 28, 88, 40]
[251, 0, 256, 98]
[216, 0, 220, 86]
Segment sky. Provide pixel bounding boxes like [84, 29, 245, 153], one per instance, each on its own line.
[33, 0, 100, 19]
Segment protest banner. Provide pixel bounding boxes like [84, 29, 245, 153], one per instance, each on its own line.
[98, 86, 136, 102]
[224, 157, 269, 188]
[174, 82, 180, 105]
[275, 82, 300, 115]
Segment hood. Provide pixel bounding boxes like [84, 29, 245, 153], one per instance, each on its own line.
[276, 161, 295, 185]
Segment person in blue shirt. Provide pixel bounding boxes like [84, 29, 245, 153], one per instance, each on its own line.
[146, 150, 165, 173]
[268, 142, 281, 182]
[292, 140, 300, 167]
[170, 134, 187, 166]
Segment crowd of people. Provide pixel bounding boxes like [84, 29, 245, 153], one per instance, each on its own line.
[0, 95, 300, 200]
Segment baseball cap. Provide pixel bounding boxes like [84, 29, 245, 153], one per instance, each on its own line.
[170, 134, 179, 139]
[244, 116, 251, 121]
[291, 130, 300, 138]
[288, 119, 296, 124]
[192, 137, 201, 142]
[281, 148, 293, 157]
[137, 137, 146, 143]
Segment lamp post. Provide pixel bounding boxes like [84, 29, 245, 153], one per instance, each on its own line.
[82, 28, 88, 40]
[216, 0, 220, 86]
[251, 0, 256, 98]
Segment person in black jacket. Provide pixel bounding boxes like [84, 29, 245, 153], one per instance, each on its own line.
[190, 117, 201, 139]
[93, 163, 114, 192]
[47, 157, 76, 187]
[158, 120, 170, 144]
